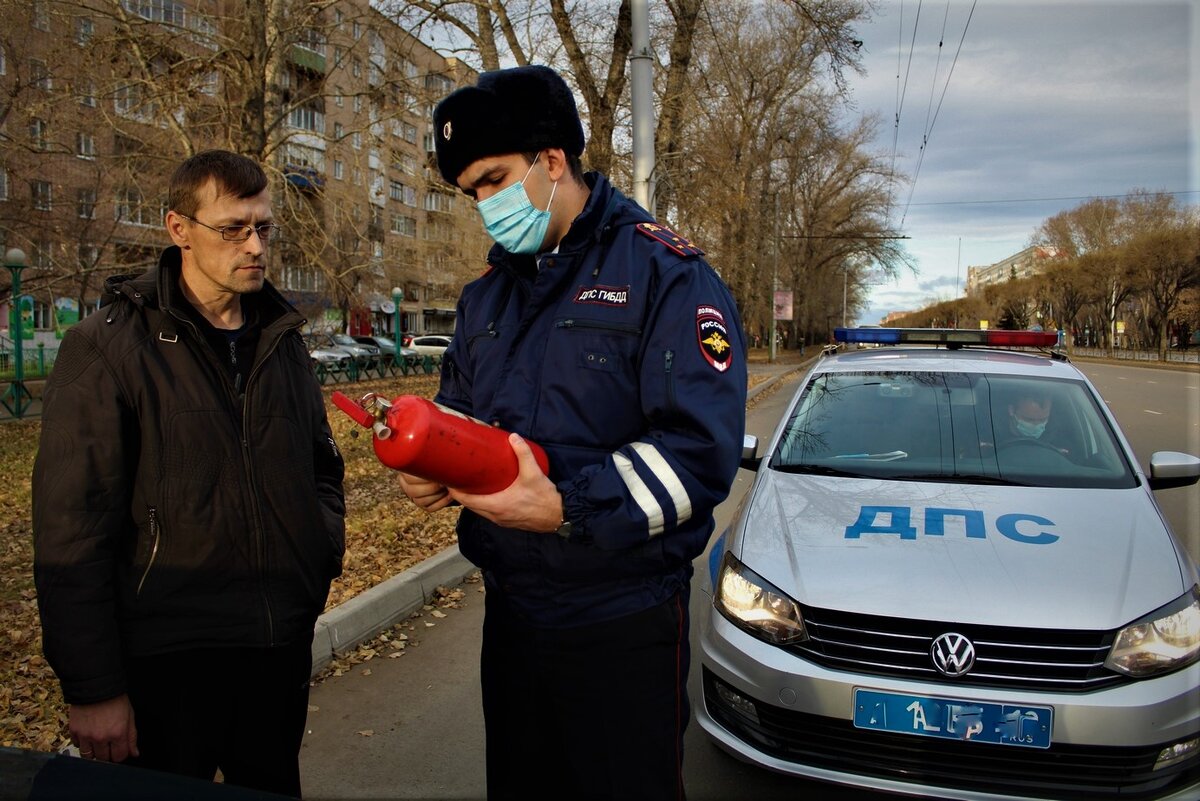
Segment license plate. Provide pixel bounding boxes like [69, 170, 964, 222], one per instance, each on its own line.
[853, 688, 1053, 749]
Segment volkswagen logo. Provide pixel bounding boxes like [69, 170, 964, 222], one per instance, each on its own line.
[930, 632, 976, 677]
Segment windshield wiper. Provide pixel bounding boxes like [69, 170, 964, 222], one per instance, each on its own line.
[888, 472, 1030, 486]
[772, 464, 876, 479]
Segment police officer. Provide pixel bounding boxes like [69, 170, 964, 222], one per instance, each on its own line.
[400, 65, 747, 801]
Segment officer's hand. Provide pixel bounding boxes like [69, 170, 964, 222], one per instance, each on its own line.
[449, 433, 562, 533]
[70, 695, 138, 763]
[397, 471, 453, 511]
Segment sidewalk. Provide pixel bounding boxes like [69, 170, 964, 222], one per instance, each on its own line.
[308, 346, 816, 675]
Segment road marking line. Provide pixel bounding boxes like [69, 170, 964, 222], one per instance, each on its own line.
[1143, 409, 1163, 415]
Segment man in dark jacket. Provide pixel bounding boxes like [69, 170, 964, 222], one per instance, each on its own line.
[32, 150, 345, 798]
[400, 66, 747, 800]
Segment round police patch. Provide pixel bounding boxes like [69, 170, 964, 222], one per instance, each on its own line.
[696, 305, 733, 372]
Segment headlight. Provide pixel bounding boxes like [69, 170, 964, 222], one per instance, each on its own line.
[1106, 586, 1200, 677]
[714, 552, 807, 644]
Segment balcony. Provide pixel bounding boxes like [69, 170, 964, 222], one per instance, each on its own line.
[285, 164, 325, 192]
[291, 44, 326, 75]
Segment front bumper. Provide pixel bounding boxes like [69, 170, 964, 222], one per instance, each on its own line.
[699, 613, 1200, 800]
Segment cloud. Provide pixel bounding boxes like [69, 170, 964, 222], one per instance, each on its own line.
[846, 0, 1196, 324]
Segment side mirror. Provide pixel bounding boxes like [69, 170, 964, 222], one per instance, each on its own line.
[1148, 451, 1200, 490]
[740, 434, 762, 471]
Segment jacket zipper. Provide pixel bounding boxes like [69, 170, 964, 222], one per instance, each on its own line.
[665, 349, 676, 409]
[555, 319, 642, 336]
[136, 507, 161, 598]
[236, 326, 298, 645]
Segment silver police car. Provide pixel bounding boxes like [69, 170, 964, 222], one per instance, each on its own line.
[699, 328, 1200, 800]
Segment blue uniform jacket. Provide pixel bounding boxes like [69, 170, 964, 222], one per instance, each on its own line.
[437, 173, 747, 627]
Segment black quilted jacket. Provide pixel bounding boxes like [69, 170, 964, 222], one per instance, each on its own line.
[33, 246, 345, 705]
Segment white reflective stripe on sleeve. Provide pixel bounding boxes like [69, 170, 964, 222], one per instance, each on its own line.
[614, 451, 665, 537]
[631, 441, 693, 526]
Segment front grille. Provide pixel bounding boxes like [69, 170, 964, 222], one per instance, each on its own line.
[787, 605, 1126, 692]
[703, 668, 1198, 800]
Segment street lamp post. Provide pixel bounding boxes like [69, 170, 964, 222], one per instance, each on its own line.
[2, 248, 32, 419]
[391, 286, 403, 368]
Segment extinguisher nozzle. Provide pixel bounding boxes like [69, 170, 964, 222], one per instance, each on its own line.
[372, 421, 393, 440]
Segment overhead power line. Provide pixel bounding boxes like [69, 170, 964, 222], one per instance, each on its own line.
[908, 190, 1200, 207]
[900, 0, 977, 226]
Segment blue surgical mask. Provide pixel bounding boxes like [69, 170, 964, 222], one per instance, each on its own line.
[476, 154, 557, 254]
[1013, 415, 1047, 438]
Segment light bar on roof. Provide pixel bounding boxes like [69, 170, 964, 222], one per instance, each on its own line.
[834, 327, 1059, 348]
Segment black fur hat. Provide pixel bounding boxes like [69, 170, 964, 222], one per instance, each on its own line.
[433, 65, 586, 186]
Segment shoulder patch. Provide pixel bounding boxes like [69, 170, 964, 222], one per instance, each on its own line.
[635, 222, 705, 257]
[697, 306, 733, 373]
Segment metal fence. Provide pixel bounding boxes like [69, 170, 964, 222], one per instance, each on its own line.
[0, 347, 441, 421]
[1072, 347, 1200, 365]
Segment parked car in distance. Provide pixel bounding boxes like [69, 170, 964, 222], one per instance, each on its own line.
[410, 335, 452, 358]
[302, 334, 351, 373]
[354, 335, 419, 367]
[699, 326, 1200, 801]
[305, 331, 378, 369]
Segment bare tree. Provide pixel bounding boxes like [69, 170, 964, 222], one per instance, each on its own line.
[1120, 199, 1200, 360]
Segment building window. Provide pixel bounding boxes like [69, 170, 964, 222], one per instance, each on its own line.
[78, 188, 97, 218]
[353, 94, 362, 113]
[351, 168, 362, 186]
[0, 45, 6, 75]
[115, 187, 164, 226]
[333, 160, 344, 180]
[32, 181, 53, 211]
[32, 1, 49, 31]
[352, 131, 361, 150]
[390, 214, 416, 237]
[79, 79, 97, 107]
[286, 104, 324, 134]
[333, 122, 344, 140]
[122, 0, 185, 25]
[76, 132, 95, 159]
[76, 16, 94, 44]
[30, 118, 48, 150]
[352, 58, 362, 78]
[30, 59, 51, 90]
[352, 21, 361, 39]
[424, 190, 454, 213]
[0, 169, 8, 201]
[333, 87, 343, 107]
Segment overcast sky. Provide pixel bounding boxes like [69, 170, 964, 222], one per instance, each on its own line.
[843, 0, 1197, 326]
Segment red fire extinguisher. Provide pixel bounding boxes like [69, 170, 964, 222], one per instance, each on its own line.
[331, 391, 550, 494]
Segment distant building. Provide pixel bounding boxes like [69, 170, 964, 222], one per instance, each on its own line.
[880, 310, 914, 325]
[965, 246, 1061, 296]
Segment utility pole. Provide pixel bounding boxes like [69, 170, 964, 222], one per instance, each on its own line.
[769, 194, 778, 363]
[630, 0, 655, 214]
[2, 248, 32, 419]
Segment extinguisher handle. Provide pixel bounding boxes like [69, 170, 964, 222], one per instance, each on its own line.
[331, 391, 376, 429]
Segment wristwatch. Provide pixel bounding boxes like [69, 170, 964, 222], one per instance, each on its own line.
[555, 518, 572, 539]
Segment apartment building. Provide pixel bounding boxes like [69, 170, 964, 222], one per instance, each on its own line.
[964, 246, 1062, 297]
[0, 0, 486, 345]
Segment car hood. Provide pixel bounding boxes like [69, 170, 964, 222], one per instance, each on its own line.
[736, 471, 1189, 630]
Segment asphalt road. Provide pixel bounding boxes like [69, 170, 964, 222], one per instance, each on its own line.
[299, 360, 1199, 800]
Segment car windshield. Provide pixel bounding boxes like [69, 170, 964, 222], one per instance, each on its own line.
[330, 334, 358, 346]
[770, 371, 1136, 489]
[371, 336, 396, 349]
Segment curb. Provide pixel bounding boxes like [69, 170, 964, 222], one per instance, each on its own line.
[310, 545, 476, 677]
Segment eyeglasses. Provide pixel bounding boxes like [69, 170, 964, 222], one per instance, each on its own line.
[179, 214, 281, 243]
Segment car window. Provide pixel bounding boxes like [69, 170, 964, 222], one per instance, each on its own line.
[771, 371, 1136, 489]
